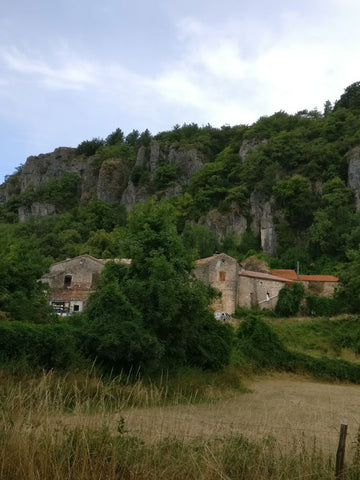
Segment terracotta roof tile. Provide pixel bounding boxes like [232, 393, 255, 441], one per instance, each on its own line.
[272, 269, 338, 282]
[271, 269, 298, 280]
[299, 275, 338, 282]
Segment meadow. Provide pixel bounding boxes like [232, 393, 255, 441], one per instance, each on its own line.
[2, 364, 360, 479]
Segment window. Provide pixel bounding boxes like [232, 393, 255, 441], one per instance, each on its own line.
[73, 305, 80, 312]
[219, 271, 226, 281]
[64, 275, 72, 287]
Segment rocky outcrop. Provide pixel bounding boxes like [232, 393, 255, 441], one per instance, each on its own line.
[348, 146, 360, 211]
[250, 191, 277, 257]
[121, 141, 206, 210]
[201, 206, 247, 242]
[97, 158, 131, 203]
[18, 202, 56, 222]
[20, 148, 84, 191]
[239, 138, 267, 160]
[200, 195, 277, 257]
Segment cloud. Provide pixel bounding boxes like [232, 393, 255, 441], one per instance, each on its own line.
[1, 46, 96, 90]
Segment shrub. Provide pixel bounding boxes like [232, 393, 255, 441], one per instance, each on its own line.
[275, 282, 305, 317]
[0, 321, 79, 369]
[235, 316, 292, 369]
[76, 138, 104, 156]
[305, 294, 342, 317]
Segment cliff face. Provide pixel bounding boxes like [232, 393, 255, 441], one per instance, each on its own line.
[5, 138, 360, 258]
[121, 142, 205, 210]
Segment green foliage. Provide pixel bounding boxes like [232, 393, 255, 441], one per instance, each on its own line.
[130, 165, 149, 186]
[105, 127, 125, 146]
[235, 316, 360, 382]
[0, 237, 53, 322]
[15, 173, 81, 212]
[335, 81, 360, 111]
[235, 315, 291, 368]
[81, 199, 233, 373]
[76, 137, 104, 156]
[95, 144, 136, 163]
[154, 163, 179, 189]
[305, 295, 341, 317]
[273, 176, 316, 231]
[181, 224, 218, 258]
[275, 283, 305, 317]
[336, 247, 360, 313]
[0, 321, 79, 369]
[84, 280, 163, 373]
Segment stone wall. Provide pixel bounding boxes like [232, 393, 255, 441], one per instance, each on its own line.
[237, 273, 286, 310]
[194, 254, 240, 314]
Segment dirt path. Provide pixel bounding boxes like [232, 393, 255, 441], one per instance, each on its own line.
[59, 374, 360, 454]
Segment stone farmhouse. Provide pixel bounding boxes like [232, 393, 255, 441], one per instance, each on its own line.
[194, 254, 291, 313]
[41, 254, 106, 314]
[41, 254, 339, 316]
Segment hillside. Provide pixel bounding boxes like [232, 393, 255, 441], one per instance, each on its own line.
[2, 82, 360, 322]
[2, 83, 360, 265]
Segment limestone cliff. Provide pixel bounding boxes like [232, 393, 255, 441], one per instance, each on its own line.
[0, 139, 279, 256]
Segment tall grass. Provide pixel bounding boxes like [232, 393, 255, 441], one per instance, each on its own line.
[1, 368, 360, 479]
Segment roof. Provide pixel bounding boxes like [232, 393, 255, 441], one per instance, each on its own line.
[48, 254, 106, 268]
[240, 270, 291, 283]
[271, 269, 338, 283]
[195, 253, 238, 267]
[271, 269, 298, 280]
[298, 274, 339, 282]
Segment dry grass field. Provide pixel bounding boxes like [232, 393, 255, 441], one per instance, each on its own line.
[2, 370, 360, 479]
[56, 373, 360, 453]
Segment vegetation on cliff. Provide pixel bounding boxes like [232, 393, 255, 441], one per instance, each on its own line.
[1, 83, 360, 373]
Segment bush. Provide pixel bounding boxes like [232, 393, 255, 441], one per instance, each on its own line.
[275, 282, 305, 317]
[235, 316, 292, 369]
[0, 321, 79, 369]
[305, 294, 342, 317]
[76, 138, 104, 156]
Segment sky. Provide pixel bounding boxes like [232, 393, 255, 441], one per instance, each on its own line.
[1, 0, 360, 183]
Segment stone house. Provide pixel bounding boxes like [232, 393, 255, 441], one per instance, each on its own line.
[41, 254, 338, 316]
[194, 253, 241, 314]
[194, 253, 291, 314]
[41, 254, 106, 314]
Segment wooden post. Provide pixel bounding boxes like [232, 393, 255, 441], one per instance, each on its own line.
[335, 423, 348, 479]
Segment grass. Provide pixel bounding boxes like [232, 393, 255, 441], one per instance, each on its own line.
[2, 368, 360, 479]
[269, 315, 360, 362]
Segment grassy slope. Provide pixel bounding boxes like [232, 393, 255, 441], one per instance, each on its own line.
[269, 315, 360, 363]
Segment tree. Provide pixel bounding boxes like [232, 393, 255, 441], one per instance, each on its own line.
[275, 283, 305, 317]
[105, 128, 124, 146]
[83, 199, 233, 372]
[335, 82, 360, 111]
[76, 137, 104, 156]
[273, 176, 316, 230]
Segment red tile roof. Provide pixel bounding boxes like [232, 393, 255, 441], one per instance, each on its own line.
[271, 269, 298, 280]
[299, 274, 338, 282]
[271, 269, 338, 283]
